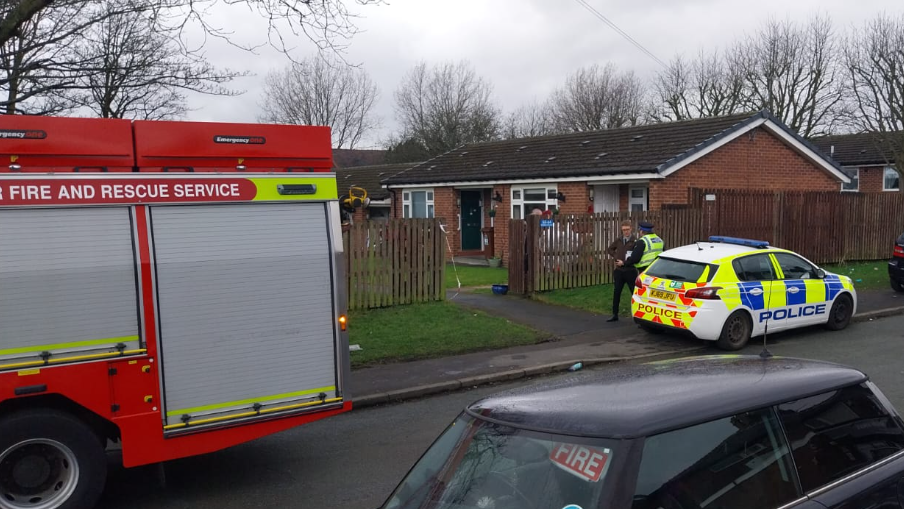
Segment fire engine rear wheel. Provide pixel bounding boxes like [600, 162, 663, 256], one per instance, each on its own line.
[0, 410, 106, 509]
[716, 311, 752, 351]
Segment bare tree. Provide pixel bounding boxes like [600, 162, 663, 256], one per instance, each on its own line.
[503, 100, 555, 139]
[260, 55, 379, 148]
[737, 16, 843, 137]
[0, 0, 383, 60]
[0, 3, 91, 114]
[653, 49, 748, 122]
[393, 60, 501, 156]
[843, 13, 904, 173]
[547, 63, 645, 132]
[70, 4, 245, 120]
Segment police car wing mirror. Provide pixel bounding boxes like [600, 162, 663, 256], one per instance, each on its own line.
[816, 268, 826, 279]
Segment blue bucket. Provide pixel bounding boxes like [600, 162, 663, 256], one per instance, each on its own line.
[492, 284, 509, 295]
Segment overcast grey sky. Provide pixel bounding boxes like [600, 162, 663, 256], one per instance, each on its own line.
[184, 0, 902, 148]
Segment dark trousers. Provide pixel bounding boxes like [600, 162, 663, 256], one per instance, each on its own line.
[612, 268, 638, 315]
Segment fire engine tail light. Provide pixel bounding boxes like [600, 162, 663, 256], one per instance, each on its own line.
[685, 286, 723, 300]
[894, 244, 904, 258]
[338, 315, 347, 331]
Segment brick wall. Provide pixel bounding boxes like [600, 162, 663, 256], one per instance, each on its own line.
[649, 127, 842, 209]
[556, 182, 592, 215]
[854, 165, 900, 193]
[491, 185, 510, 264]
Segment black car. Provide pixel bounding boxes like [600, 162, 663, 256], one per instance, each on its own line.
[380, 355, 904, 509]
[890, 232, 904, 292]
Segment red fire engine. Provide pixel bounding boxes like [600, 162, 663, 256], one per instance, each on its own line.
[0, 116, 352, 509]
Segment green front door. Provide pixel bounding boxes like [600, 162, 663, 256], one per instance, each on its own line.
[460, 191, 482, 251]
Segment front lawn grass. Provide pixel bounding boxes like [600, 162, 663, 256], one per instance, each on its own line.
[348, 301, 547, 368]
[445, 264, 508, 289]
[822, 261, 888, 291]
[533, 284, 632, 317]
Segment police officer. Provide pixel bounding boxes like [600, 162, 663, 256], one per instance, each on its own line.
[622, 221, 663, 274]
[607, 220, 637, 322]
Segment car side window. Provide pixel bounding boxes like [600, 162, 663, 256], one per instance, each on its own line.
[777, 383, 904, 493]
[631, 408, 799, 509]
[732, 254, 776, 282]
[773, 253, 818, 280]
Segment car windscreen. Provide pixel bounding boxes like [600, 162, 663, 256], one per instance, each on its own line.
[382, 414, 619, 509]
[644, 257, 715, 283]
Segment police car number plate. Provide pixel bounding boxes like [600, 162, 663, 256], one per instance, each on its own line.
[650, 290, 676, 301]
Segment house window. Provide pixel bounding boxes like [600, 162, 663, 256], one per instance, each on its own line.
[511, 186, 557, 219]
[841, 168, 859, 192]
[402, 189, 435, 218]
[628, 185, 648, 211]
[884, 167, 900, 192]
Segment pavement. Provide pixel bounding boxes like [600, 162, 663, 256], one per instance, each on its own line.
[349, 286, 904, 408]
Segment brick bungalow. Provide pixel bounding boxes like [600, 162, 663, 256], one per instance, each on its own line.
[381, 110, 850, 262]
[812, 132, 901, 193]
[334, 162, 417, 224]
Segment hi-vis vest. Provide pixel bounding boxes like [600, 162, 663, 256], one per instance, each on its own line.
[637, 234, 664, 269]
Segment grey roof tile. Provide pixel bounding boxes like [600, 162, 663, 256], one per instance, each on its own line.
[384, 113, 759, 185]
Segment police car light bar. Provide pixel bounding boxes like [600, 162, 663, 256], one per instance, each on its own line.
[708, 236, 770, 248]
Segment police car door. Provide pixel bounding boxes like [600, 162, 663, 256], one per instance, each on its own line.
[731, 254, 785, 334]
[771, 252, 828, 327]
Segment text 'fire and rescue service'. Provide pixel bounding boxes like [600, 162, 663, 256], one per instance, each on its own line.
[0, 179, 257, 205]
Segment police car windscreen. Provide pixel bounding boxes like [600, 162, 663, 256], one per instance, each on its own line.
[645, 257, 714, 283]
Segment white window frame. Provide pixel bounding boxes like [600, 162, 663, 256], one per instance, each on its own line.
[884, 166, 900, 192]
[511, 185, 558, 219]
[841, 167, 860, 192]
[402, 188, 435, 218]
[628, 185, 648, 212]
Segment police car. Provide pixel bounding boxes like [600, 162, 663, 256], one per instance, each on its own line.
[631, 236, 857, 350]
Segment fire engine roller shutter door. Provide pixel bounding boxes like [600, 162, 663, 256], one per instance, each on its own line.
[0, 208, 140, 361]
[150, 203, 337, 425]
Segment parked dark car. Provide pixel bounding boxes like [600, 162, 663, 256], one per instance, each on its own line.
[890, 232, 904, 292]
[380, 355, 904, 509]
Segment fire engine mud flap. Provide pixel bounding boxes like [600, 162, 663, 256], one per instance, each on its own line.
[0, 208, 142, 368]
[149, 203, 341, 430]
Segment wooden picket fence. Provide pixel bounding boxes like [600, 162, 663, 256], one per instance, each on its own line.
[509, 209, 702, 294]
[509, 189, 904, 294]
[342, 219, 446, 310]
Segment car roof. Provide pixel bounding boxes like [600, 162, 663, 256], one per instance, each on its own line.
[659, 242, 787, 264]
[465, 356, 867, 439]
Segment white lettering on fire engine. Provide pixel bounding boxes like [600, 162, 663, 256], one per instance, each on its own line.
[57, 185, 96, 200]
[8, 185, 51, 200]
[173, 183, 240, 198]
[100, 184, 172, 200]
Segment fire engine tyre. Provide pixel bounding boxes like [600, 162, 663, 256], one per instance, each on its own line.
[825, 294, 854, 331]
[716, 311, 752, 351]
[0, 409, 106, 509]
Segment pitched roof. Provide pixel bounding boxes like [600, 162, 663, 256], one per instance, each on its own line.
[331, 148, 387, 168]
[811, 132, 901, 167]
[384, 111, 847, 186]
[334, 162, 419, 200]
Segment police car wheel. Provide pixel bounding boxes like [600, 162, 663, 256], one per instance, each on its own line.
[716, 311, 752, 351]
[825, 294, 853, 331]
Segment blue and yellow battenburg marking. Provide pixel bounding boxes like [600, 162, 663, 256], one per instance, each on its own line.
[632, 249, 855, 332]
